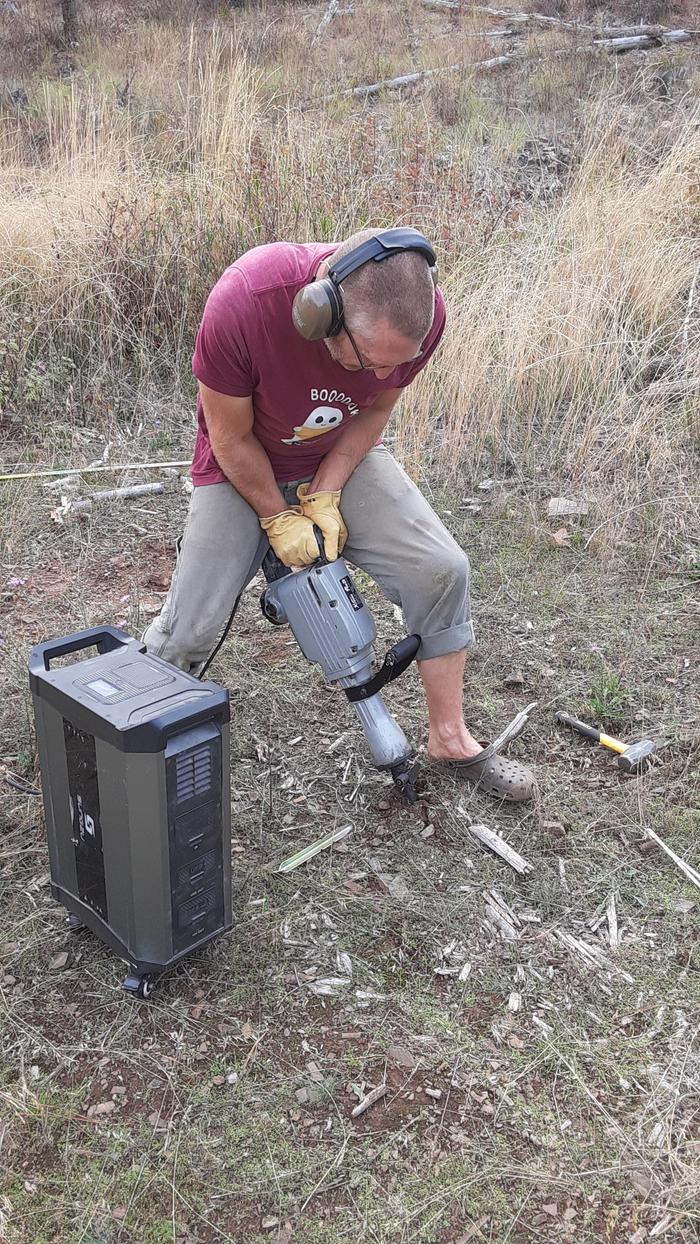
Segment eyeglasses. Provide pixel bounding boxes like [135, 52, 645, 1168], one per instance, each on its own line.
[343, 323, 423, 372]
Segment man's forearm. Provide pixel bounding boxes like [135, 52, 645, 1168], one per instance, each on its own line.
[309, 403, 395, 492]
[210, 430, 286, 518]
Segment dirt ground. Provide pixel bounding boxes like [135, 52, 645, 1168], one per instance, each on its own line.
[1, 447, 699, 1243]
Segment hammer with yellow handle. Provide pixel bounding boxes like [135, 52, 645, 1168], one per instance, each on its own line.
[556, 712, 657, 773]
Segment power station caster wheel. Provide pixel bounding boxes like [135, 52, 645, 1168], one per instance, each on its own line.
[67, 913, 86, 933]
[122, 972, 154, 1001]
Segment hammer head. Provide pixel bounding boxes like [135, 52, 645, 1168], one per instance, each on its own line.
[618, 739, 656, 773]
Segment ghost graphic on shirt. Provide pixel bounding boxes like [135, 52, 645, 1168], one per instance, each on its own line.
[282, 406, 344, 446]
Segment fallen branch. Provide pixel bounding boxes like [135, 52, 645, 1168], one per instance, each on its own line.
[324, 22, 694, 106]
[351, 1083, 387, 1118]
[1, 459, 190, 482]
[601, 24, 667, 36]
[483, 887, 523, 939]
[312, 0, 353, 43]
[640, 824, 700, 893]
[315, 0, 340, 34]
[492, 700, 538, 752]
[51, 483, 166, 521]
[606, 892, 619, 949]
[306, 976, 351, 996]
[77, 482, 164, 507]
[277, 823, 353, 872]
[553, 929, 634, 983]
[339, 54, 517, 99]
[422, 0, 696, 44]
[421, 0, 595, 32]
[462, 818, 532, 874]
[594, 29, 690, 51]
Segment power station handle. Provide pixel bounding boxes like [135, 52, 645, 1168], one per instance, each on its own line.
[555, 711, 602, 743]
[29, 626, 137, 673]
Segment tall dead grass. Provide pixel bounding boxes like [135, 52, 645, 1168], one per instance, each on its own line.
[0, 18, 698, 523]
[403, 116, 700, 501]
[0, 30, 379, 397]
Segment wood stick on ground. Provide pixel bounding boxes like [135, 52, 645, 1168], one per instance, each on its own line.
[0, 459, 191, 482]
[312, 0, 350, 43]
[483, 901, 519, 939]
[483, 887, 522, 939]
[555, 930, 606, 970]
[340, 54, 517, 99]
[593, 29, 690, 50]
[277, 824, 353, 873]
[464, 820, 532, 874]
[421, 0, 596, 32]
[606, 892, 619, 949]
[641, 824, 700, 893]
[601, 24, 668, 36]
[588, 901, 608, 933]
[351, 1084, 388, 1118]
[326, 23, 694, 107]
[422, 0, 685, 40]
[65, 483, 166, 513]
[554, 930, 634, 983]
[483, 887, 522, 928]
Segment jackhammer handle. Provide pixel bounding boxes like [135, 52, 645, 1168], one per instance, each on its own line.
[556, 711, 602, 743]
[261, 524, 329, 583]
[345, 634, 421, 703]
[312, 525, 328, 564]
[261, 545, 289, 583]
[384, 633, 421, 681]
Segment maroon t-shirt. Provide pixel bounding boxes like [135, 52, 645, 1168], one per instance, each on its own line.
[191, 241, 446, 484]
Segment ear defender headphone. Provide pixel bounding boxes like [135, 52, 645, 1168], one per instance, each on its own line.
[292, 227, 438, 341]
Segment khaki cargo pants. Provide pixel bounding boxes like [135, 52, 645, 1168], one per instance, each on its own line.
[143, 446, 475, 674]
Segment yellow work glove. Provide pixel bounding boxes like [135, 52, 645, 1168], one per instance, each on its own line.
[259, 507, 320, 569]
[296, 484, 348, 562]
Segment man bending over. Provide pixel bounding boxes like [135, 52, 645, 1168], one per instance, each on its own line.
[144, 227, 535, 801]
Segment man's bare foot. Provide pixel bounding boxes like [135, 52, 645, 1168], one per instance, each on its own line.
[427, 725, 483, 762]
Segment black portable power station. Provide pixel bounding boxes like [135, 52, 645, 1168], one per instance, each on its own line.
[29, 627, 232, 998]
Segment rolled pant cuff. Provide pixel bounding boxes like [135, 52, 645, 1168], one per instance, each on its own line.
[417, 622, 476, 661]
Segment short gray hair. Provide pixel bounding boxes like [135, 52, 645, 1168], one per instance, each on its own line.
[330, 227, 435, 342]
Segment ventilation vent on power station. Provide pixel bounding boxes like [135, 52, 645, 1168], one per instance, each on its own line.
[175, 745, 213, 803]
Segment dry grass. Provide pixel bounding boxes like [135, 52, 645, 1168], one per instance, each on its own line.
[1, 6, 698, 543]
[404, 116, 700, 487]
